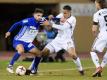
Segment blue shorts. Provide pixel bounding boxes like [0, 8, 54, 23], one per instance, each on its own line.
[13, 40, 35, 52]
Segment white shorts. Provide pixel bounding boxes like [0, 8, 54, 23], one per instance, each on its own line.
[45, 39, 75, 53]
[92, 31, 107, 52]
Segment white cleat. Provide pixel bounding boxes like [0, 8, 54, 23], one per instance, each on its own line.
[6, 66, 14, 74]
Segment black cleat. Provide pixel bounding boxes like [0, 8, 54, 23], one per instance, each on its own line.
[25, 69, 37, 75]
[92, 72, 98, 77]
[98, 72, 102, 77]
[25, 69, 31, 75]
[92, 67, 102, 77]
[92, 72, 102, 77]
[79, 70, 84, 76]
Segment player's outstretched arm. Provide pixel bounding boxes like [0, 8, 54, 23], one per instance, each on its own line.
[8, 21, 22, 32]
[52, 21, 71, 30]
[5, 21, 22, 38]
[42, 20, 71, 30]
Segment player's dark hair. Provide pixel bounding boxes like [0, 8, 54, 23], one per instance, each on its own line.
[63, 5, 72, 11]
[95, 0, 107, 8]
[34, 8, 44, 14]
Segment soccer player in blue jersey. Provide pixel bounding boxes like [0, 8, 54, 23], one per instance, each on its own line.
[5, 8, 44, 74]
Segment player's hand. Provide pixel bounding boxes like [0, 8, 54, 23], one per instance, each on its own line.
[5, 32, 11, 38]
[60, 17, 66, 23]
[92, 31, 97, 37]
[48, 15, 54, 20]
[42, 21, 51, 26]
[92, 25, 98, 37]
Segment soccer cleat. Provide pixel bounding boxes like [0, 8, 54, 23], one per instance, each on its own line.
[79, 70, 84, 76]
[92, 72, 102, 77]
[25, 69, 31, 75]
[6, 66, 14, 73]
[30, 72, 37, 76]
[97, 72, 102, 77]
[30, 70, 37, 76]
[92, 67, 102, 77]
[25, 69, 37, 75]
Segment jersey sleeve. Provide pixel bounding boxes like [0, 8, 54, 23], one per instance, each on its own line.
[56, 13, 63, 18]
[93, 13, 99, 23]
[8, 18, 29, 32]
[8, 21, 22, 32]
[67, 16, 76, 27]
[52, 16, 76, 30]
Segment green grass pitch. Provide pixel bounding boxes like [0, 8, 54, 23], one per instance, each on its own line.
[0, 59, 107, 80]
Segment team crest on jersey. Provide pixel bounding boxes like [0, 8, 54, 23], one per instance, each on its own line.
[23, 19, 28, 23]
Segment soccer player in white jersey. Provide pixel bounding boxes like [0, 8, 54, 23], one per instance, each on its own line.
[90, 0, 107, 77]
[5, 8, 44, 74]
[42, 5, 84, 75]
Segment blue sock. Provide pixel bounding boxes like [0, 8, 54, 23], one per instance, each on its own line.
[31, 57, 41, 73]
[9, 52, 21, 66]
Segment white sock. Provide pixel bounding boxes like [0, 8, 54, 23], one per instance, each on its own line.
[73, 57, 83, 71]
[90, 52, 100, 68]
[101, 51, 107, 68]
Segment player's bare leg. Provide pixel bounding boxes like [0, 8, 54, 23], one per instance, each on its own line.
[91, 50, 107, 77]
[67, 47, 84, 75]
[7, 44, 24, 73]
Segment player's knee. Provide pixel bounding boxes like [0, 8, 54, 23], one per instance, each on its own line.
[41, 48, 50, 56]
[68, 52, 77, 60]
[91, 49, 101, 53]
[30, 49, 41, 56]
[18, 49, 24, 54]
[72, 55, 77, 60]
[33, 51, 41, 57]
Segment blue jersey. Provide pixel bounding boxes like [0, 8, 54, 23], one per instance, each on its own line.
[8, 17, 41, 43]
[45, 29, 57, 39]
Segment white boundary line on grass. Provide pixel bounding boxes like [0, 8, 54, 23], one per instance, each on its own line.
[38, 66, 95, 73]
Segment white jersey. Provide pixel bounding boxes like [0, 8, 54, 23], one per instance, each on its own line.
[92, 8, 107, 52]
[45, 14, 76, 53]
[93, 8, 107, 32]
[52, 15, 76, 42]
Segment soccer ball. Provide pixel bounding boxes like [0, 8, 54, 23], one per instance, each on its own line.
[15, 66, 26, 76]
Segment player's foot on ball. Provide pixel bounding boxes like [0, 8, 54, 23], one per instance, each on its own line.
[25, 69, 37, 75]
[6, 66, 14, 73]
[79, 70, 84, 75]
[25, 69, 31, 75]
[92, 67, 102, 77]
